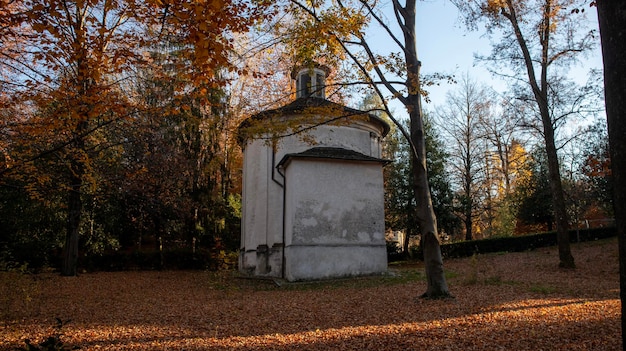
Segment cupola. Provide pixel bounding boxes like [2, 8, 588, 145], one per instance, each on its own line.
[291, 64, 331, 99]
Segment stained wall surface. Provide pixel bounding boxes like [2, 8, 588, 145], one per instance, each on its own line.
[239, 109, 388, 280]
[283, 159, 387, 281]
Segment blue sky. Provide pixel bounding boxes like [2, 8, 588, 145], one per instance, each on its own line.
[369, 0, 604, 118]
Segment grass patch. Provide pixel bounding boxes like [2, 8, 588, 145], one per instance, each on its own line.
[483, 275, 520, 286]
[530, 284, 557, 294]
[277, 269, 427, 291]
[207, 267, 430, 292]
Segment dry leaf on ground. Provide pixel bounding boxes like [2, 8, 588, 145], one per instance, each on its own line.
[0, 238, 620, 350]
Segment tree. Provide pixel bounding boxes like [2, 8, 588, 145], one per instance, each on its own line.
[580, 120, 613, 217]
[424, 116, 460, 242]
[384, 115, 459, 254]
[555, 118, 613, 233]
[0, 0, 270, 275]
[437, 76, 492, 241]
[282, 0, 451, 297]
[452, 0, 599, 268]
[0, 0, 160, 276]
[595, 1, 626, 348]
[129, 47, 244, 253]
[381, 116, 416, 255]
[479, 97, 529, 237]
[514, 147, 555, 232]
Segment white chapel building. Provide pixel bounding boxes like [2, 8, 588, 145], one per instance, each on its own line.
[238, 65, 390, 281]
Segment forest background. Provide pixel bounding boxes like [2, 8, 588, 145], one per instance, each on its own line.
[0, 0, 613, 274]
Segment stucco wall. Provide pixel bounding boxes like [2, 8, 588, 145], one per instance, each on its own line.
[239, 139, 284, 276]
[239, 111, 387, 280]
[283, 159, 387, 281]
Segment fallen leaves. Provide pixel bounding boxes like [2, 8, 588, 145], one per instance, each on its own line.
[0, 238, 620, 350]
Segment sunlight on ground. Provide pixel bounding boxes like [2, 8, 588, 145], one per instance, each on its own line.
[5, 298, 618, 350]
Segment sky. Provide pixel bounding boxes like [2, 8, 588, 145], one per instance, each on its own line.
[367, 0, 604, 119]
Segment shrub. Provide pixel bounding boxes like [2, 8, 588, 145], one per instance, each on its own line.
[439, 227, 617, 259]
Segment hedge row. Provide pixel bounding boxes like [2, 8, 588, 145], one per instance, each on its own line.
[1, 246, 240, 273]
[425, 226, 618, 260]
[79, 248, 215, 272]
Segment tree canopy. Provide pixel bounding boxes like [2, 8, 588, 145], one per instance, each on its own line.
[0, 0, 272, 274]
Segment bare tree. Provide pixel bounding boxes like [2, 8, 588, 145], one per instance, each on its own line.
[478, 95, 533, 236]
[453, 0, 599, 268]
[436, 75, 491, 241]
[479, 96, 528, 197]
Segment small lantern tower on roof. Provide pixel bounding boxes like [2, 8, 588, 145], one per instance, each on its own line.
[291, 64, 331, 99]
[238, 63, 390, 281]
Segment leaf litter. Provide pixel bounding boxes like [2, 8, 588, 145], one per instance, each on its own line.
[0, 237, 620, 350]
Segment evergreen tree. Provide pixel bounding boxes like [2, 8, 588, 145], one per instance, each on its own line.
[384, 116, 459, 253]
[514, 147, 554, 232]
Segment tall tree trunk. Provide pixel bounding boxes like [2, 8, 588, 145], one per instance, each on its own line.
[464, 196, 473, 241]
[62, 132, 86, 276]
[62, 174, 81, 276]
[596, 2, 626, 349]
[410, 105, 450, 298]
[62, 13, 89, 275]
[400, 0, 450, 298]
[464, 114, 473, 241]
[397, 0, 450, 298]
[504, 0, 574, 268]
[539, 0, 574, 269]
[541, 108, 575, 268]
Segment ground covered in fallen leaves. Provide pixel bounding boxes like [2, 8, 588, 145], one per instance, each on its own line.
[1, 237, 621, 350]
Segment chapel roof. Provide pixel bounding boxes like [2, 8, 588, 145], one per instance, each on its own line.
[277, 147, 390, 168]
[238, 97, 391, 143]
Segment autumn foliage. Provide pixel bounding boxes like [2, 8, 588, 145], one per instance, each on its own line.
[0, 0, 272, 274]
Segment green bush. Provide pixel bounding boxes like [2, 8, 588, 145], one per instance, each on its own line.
[79, 247, 227, 272]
